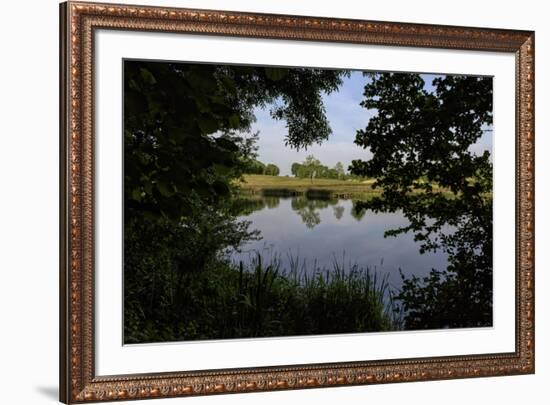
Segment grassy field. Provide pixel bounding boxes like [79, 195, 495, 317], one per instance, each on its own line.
[236, 174, 378, 198]
[236, 174, 460, 199]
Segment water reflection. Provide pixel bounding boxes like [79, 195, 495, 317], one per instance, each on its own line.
[234, 194, 370, 229]
[231, 194, 448, 287]
[333, 205, 345, 220]
[292, 197, 335, 229]
[351, 204, 367, 221]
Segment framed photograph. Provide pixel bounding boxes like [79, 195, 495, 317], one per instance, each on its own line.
[59, 1, 535, 402]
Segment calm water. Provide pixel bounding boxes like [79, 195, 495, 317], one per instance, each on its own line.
[230, 196, 449, 288]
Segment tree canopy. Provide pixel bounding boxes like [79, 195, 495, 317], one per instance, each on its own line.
[125, 61, 346, 222]
[291, 155, 348, 180]
[350, 73, 493, 329]
[124, 61, 347, 341]
[264, 163, 280, 176]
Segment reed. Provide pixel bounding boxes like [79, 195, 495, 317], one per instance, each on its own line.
[125, 251, 402, 343]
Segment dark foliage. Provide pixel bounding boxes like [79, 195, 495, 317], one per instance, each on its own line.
[350, 73, 493, 329]
[125, 255, 397, 343]
[124, 60, 348, 341]
[125, 61, 345, 222]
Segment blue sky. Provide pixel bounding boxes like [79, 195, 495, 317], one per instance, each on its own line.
[249, 71, 492, 176]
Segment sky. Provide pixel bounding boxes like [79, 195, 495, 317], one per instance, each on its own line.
[248, 71, 493, 176]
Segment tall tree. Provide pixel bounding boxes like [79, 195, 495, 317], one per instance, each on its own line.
[333, 162, 345, 179]
[125, 62, 346, 222]
[291, 162, 301, 177]
[300, 155, 322, 182]
[350, 73, 493, 329]
[124, 61, 347, 341]
[264, 163, 280, 176]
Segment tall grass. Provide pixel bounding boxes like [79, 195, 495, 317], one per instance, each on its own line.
[125, 251, 402, 343]
[241, 252, 402, 334]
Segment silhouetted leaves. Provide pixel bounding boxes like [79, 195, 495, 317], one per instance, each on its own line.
[124, 61, 347, 341]
[124, 61, 346, 222]
[351, 72, 493, 329]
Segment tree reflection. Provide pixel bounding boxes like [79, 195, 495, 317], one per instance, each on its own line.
[351, 201, 367, 222]
[234, 195, 352, 228]
[288, 196, 338, 228]
[265, 196, 280, 209]
[333, 205, 345, 220]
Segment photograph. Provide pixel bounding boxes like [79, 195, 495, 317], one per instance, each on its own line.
[0, 0, 544, 402]
[55, 2, 536, 401]
[123, 60, 494, 344]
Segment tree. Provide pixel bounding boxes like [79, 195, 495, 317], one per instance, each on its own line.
[303, 154, 321, 167]
[245, 159, 266, 175]
[350, 72, 493, 329]
[333, 162, 345, 179]
[124, 60, 347, 341]
[292, 154, 324, 182]
[125, 62, 346, 222]
[264, 163, 280, 176]
[290, 157, 349, 180]
[238, 131, 263, 174]
[291, 162, 302, 177]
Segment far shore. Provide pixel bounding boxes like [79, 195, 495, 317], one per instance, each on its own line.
[236, 174, 379, 199]
[236, 174, 462, 200]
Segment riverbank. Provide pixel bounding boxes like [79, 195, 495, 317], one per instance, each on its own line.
[236, 174, 379, 199]
[236, 174, 461, 199]
[124, 254, 400, 343]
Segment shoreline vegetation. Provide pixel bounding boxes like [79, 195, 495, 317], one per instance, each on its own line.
[236, 174, 457, 199]
[125, 253, 401, 344]
[236, 174, 380, 199]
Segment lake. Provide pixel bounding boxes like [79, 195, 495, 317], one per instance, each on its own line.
[230, 195, 449, 288]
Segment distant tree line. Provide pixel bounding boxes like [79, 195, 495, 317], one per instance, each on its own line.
[244, 159, 280, 176]
[291, 155, 349, 180]
[236, 132, 280, 176]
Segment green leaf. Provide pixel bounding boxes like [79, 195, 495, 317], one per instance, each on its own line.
[144, 181, 153, 195]
[228, 114, 241, 128]
[131, 188, 142, 201]
[197, 115, 219, 134]
[195, 97, 211, 113]
[212, 180, 230, 196]
[215, 137, 239, 152]
[139, 68, 157, 85]
[156, 181, 173, 197]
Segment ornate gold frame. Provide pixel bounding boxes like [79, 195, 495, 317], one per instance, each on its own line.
[59, 1, 535, 403]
